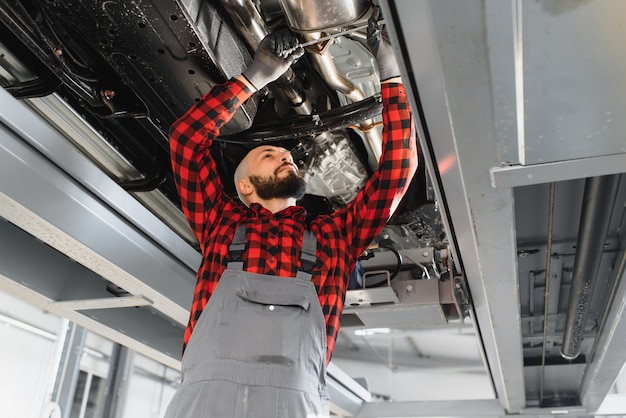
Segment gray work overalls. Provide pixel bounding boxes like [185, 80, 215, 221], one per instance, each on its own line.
[164, 225, 330, 417]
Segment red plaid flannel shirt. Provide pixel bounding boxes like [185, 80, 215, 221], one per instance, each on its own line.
[170, 77, 417, 364]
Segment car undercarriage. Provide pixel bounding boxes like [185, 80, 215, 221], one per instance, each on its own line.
[2, 1, 626, 416]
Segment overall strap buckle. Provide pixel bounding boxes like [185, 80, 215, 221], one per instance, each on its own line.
[299, 230, 317, 273]
[296, 230, 317, 281]
[227, 224, 247, 270]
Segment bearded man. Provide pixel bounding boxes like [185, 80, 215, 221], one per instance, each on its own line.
[165, 14, 417, 418]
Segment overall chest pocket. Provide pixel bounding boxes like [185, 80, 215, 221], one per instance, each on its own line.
[214, 287, 310, 366]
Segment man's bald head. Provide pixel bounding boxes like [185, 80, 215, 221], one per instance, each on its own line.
[233, 145, 306, 206]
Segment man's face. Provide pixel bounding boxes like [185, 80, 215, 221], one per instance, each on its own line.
[246, 146, 306, 200]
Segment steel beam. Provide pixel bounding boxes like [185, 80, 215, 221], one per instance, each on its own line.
[490, 155, 626, 189]
[102, 345, 133, 418]
[53, 322, 87, 418]
[390, 0, 525, 413]
[356, 399, 505, 418]
[0, 218, 185, 367]
[0, 86, 200, 273]
[0, 85, 196, 366]
[0, 96, 197, 326]
[327, 362, 371, 416]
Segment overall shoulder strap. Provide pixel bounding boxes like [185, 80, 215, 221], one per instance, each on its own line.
[227, 224, 246, 270]
[296, 230, 317, 281]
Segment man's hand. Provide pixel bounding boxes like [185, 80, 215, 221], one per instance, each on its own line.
[367, 6, 400, 82]
[242, 32, 304, 91]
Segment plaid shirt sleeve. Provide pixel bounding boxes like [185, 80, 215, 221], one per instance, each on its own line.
[169, 78, 253, 249]
[316, 82, 417, 363]
[334, 82, 418, 259]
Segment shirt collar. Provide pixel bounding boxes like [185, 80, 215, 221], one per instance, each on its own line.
[249, 202, 307, 222]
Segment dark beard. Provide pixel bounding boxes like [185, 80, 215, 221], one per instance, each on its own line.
[249, 170, 306, 200]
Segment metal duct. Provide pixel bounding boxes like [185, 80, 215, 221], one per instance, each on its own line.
[560, 174, 621, 360]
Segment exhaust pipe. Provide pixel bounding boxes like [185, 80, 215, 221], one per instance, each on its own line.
[303, 31, 381, 163]
[220, 0, 382, 165]
[218, 0, 312, 115]
[560, 174, 621, 360]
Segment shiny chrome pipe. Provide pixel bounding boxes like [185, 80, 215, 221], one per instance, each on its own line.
[560, 174, 621, 360]
[303, 32, 381, 163]
[218, 0, 312, 115]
